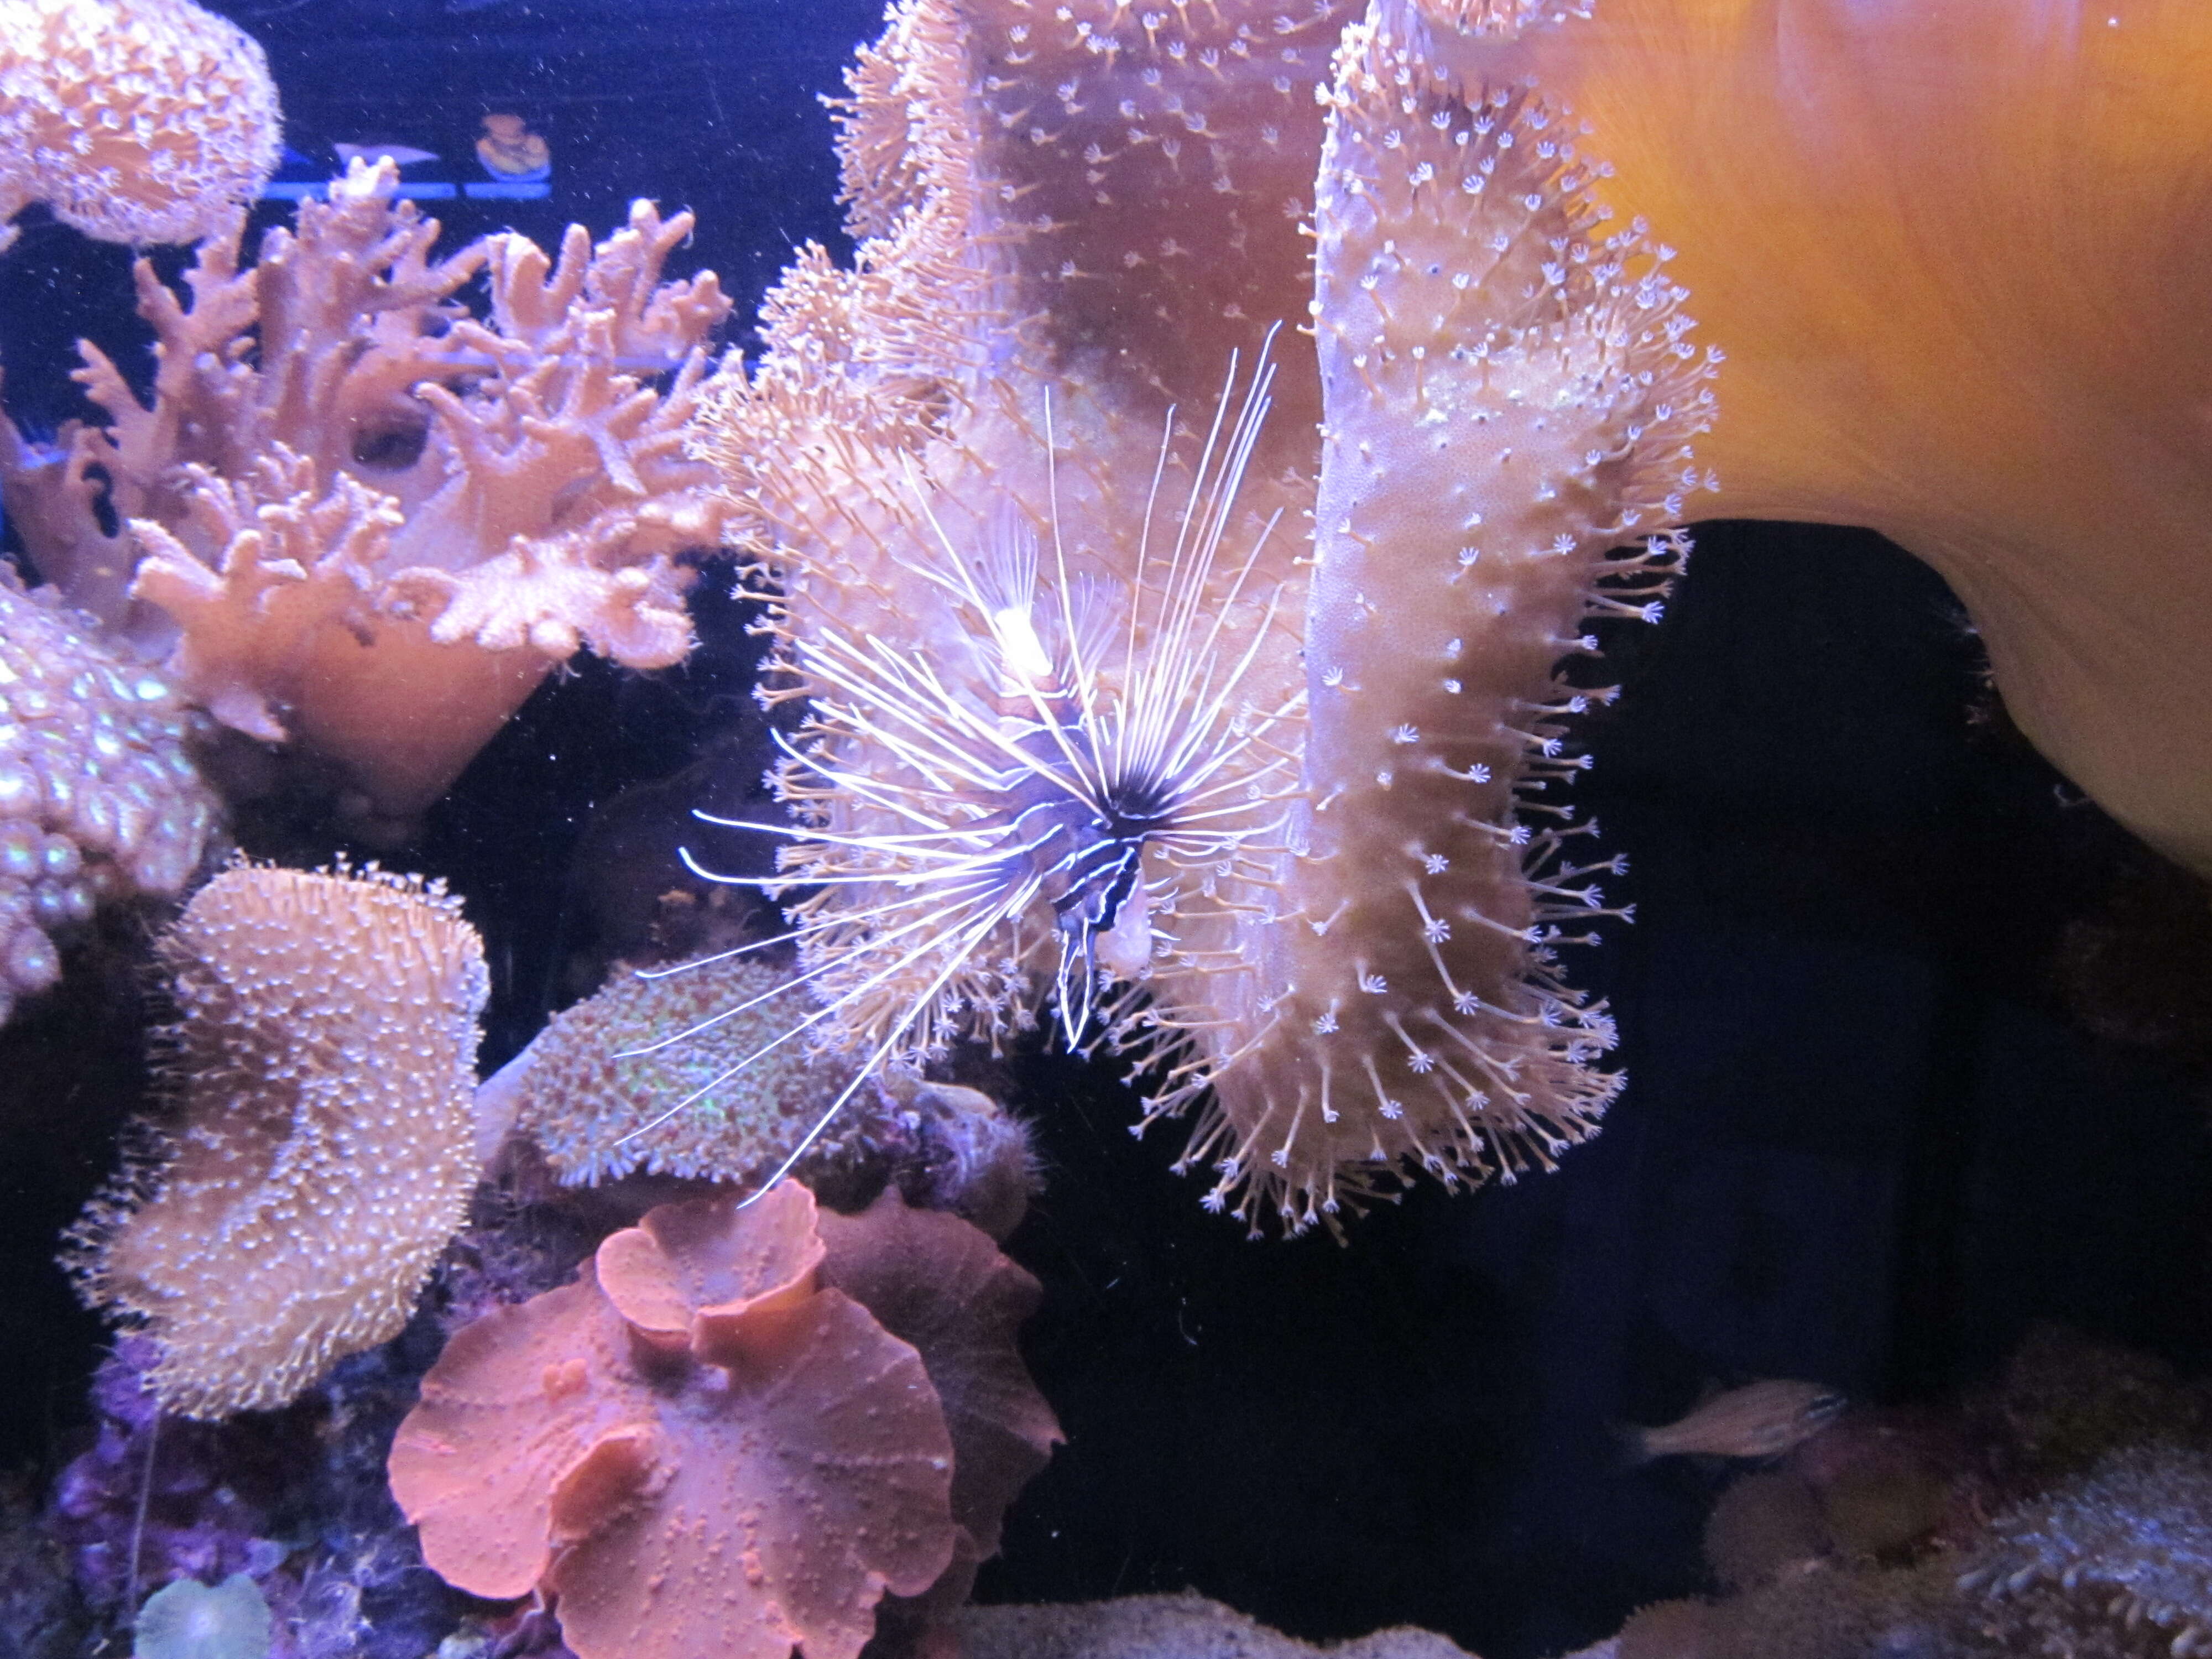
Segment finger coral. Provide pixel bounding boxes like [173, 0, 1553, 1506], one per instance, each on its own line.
[0, 0, 279, 252]
[0, 575, 216, 1025]
[70, 860, 488, 1418]
[388, 1181, 967, 1659]
[2, 161, 733, 828]
[691, 0, 1711, 1233]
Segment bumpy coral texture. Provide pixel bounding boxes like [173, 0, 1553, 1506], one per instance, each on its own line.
[388, 1181, 961, 1659]
[71, 862, 487, 1418]
[1206, 7, 1713, 1224]
[0, 576, 216, 1025]
[0, 160, 732, 825]
[0, 0, 279, 251]
[692, 0, 1711, 1233]
[486, 954, 878, 1185]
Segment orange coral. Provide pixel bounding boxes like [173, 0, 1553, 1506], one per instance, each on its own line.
[817, 1186, 1062, 1608]
[0, 0, 279, 252]
[1416, 0, 2212, 875]
[389, 1182, 973, 1659]
[71, 860, 487, 1418]
[2, 161, 732, 827]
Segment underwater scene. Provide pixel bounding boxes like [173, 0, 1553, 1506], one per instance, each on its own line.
[0, 1, 2209, 1656]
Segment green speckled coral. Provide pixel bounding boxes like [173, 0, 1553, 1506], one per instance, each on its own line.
[496, 953, 879, 1186]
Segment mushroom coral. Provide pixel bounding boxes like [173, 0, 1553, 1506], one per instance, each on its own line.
[817, 1186, 1063, 1603]
[1, 160, 732, 830]
[70, 860, 487, 1418]
[1412, 0, 2212, 877]
[389, 1181, 1057, 1659]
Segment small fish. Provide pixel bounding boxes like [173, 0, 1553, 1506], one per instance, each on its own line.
[1618, 1380, 1848, 1465]
[333, 142, 440, 169]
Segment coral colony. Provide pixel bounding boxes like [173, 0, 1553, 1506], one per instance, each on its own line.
[691, 0, 1716, 1236]
[1, 0, 2210, 1655]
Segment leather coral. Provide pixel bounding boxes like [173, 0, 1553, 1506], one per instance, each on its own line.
[69, 860, 487, 1418]
[688, 0, 1710, 1234]
[389, 1180, 1058, 1659]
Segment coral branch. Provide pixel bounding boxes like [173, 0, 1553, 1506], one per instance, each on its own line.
[3, 161, 735, 825]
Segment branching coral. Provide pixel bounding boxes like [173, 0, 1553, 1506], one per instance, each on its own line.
[70, 860, 487, 1418]
[0, 574, 217, 1024]
[690, 0, 1712, 1233]
[0, 0, 279, 252]
[389, 1181, 1021, 1659]
[2, 161, 734, 826]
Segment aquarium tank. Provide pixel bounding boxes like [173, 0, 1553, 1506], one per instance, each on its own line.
[0, 1, 2208, 1656]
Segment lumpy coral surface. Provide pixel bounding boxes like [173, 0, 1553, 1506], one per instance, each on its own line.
[0, 577, 216, 1025]
[0, 0, 279, 250]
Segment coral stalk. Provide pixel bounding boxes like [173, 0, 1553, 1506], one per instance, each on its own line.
[1149, 4, 1718, 1228]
